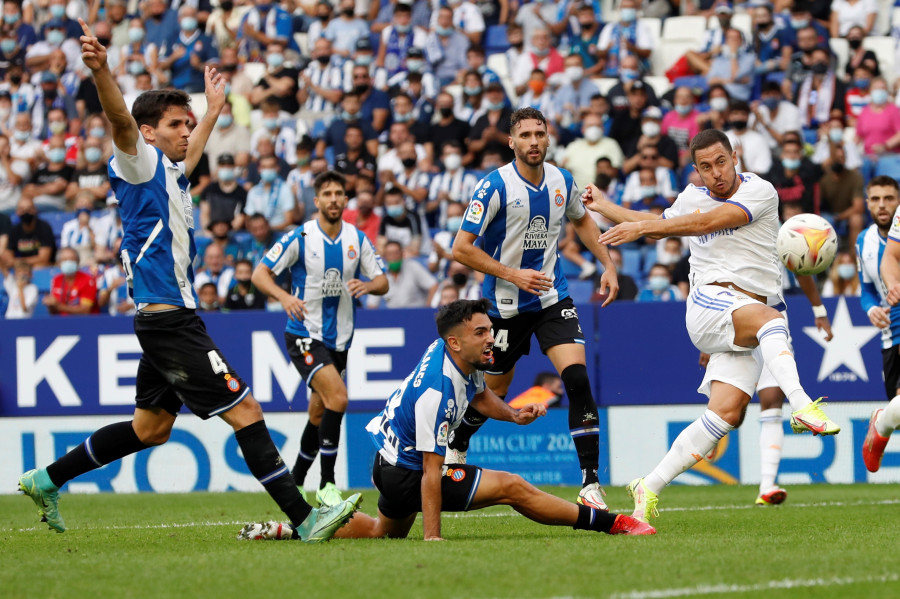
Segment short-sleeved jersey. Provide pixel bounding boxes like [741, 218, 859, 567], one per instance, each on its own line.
[261, 220, 384, 351]
[663, 172, 781, 298]
[366, 339, 485, 470]
[858, 223, 900, 349]
[109, 135, 198, 308]
[460, 161, 584, 318]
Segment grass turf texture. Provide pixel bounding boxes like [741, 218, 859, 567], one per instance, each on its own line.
[2, 484, 899, 599]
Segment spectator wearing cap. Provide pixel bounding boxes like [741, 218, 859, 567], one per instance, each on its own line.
[561, 113, 624, 186]
[202, 153, 247, 234]
[299, 37, 347, 116]
[661, 87, 701, 166]
[342, 37, 376, 92]
[596, 0, 654, 78]
[726, 100, 772, 174]
[0, 132, 27, 215]
[377, 1, 428, 80]
[706, 27, 755, 101]
[424, 6, 470, 89]
[249, 41, 300, 114]
[32, 70, 79, 139]
[349, 64, 390, 134]
[237, 0, 298, 61]
[23, 134, 72, 211]
[66, 136, 109, 208]
[685, 1, 747, 76]
[157, 5, 218, 94]
[622, 106, 677, 174]
[609, 78, 650, 154]
[208, 100, 251, 174]
[3, 197, 54, 267]
[2, 0, 36, 55]
[467, 80, 513, 164]
[318, 91, 380, 159]
[206, 0, 251, 51]
[44, 247, 99, 316]
[323, 0, 370, 60]
[605, 54, 659, 111]
[749, 81, 801, 150]
[512, 27, 563, 97]
[25, 17, 80, 75]
[428, 91, 471, 163]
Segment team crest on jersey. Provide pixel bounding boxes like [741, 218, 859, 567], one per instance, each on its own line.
[266, 243, 283, 261]
[524, 216, 549, 250]
[554, 189, 564, 206]
[304, 354, 314, 365]
[347, 245, 357, 259]
[322, 268, 344, 297]
[466, 200, 485, 224]
[224, 374, 240, 392]
[180, 189, 194, 229]
[446, 468, 465, 482]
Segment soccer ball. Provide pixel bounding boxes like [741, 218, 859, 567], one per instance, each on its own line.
[776, 213, 838, 276]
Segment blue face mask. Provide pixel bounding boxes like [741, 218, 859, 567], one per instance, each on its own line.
[217, 114, 233, 129]
[60, 259, 78, 275]
[50, 4, 65, 19]
[487, 100, 505, 111]
[436, 26, 454, 36]
[128, 61, 145, 75]
[829, 128, 844, 143]
[180, 17, 198, 31]
[394, 23, 411, 33]
[0, 39, 16, 54]
[128, 28, 145, 43]
[620, 8, 637, 22]
[218, 167, 236, 181]
[621, 69, 639, 82]
[386, 204, 405, 218]
[85, 147, 102, 163]
[447, 215, 463, 233]
[3, 12, 19, 24]
[260, 169, 278, 183]
[90, 126, 105, 138]
[853, 78, 871, 90]
[674, 103, 691, 116]
[837, 264, 856, 280]
[341, 110, 361, 121]
[781, 157, 801, 170]
[47, 30, 65, 45]
[266, 53, 284, 68]
[463, 85, 482, 96]
[48, 147, 66, 163]
[648, 275, 669, 291]
[761, 97, 779, 111]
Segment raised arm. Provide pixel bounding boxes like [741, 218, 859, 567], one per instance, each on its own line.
[78, 18, 139, 155]
[184, 66, 226, 178]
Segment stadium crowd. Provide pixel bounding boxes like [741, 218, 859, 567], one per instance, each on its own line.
[0, 0, 889, 318]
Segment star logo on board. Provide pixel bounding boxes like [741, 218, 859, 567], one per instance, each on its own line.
[803, 297, 880, 382]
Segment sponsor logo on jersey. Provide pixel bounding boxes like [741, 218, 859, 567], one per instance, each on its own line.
[561, 307, 578, 320]
[437, 421, 449, 446]
[180, 189, 194, 229]
[466, 199, 485, 224]
[511, 197, 524, 209]
[347, 245, 357, 259]
[524, 215, 549, 250]
[266, 243, 283, 261]
[322, 268, 344, 297]
[554, 189, 564, 206]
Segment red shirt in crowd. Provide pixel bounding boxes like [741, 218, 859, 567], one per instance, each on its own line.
[343, 209, 381, 245]
[50, 271, 99, 315]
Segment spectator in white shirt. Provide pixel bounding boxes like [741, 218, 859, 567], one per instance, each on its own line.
[194, 243, 235, 304]
[726, 100, 773, 175]
[4, 260, 38, 318]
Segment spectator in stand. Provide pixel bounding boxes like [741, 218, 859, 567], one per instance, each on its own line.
[843, 25, 879, 81]
[767, 137, 822, 219]
[785, 4, 828, 46]
[387, 138, 430, 223]
[241, 213, 278, 267]
[369, 239, 437, 308]
[830, 0, 877, 37]
[194, 243, 235, 304]
[2, 0, 36, 54]
[371, 0, 431, 35]
[237, 0, 296, 62]
[202, 153, 246, 234]
[749, 3, 792, 80]
[819, 145, 865, 246]
[725, 100, 772, 175]
[606, 55, 659, 111]
[822, 251, 861, 297]
[428, 91, 470, 160]
[511, 27, 563, 97]
[596, 0, 653, 78]
[197, 281, 220, 312]
[223, 259, 266, 311]
[425, 6, 470, 88]
[378, 186, 421, 256]
[3, 60, 35, 115]
[218, 46, 254, 111]
[250, 97, 296, 167]
[795, 47, 847, 129]
[685, 0, 745, 76]
[855, 78, 900, 157]
[305, 0, 335, 51]
[428, 200, 465, 275]
[287, 136, 317, 223]
[637, 264, 683, 302]
[27, 16, 80, 74]
[23, 135, 71, 211]
[514, 0, 562, 45]
[749, 81, 801, 151]
[553, 53, 599, 130]
[467, 80, 513, 165]
[40, 106, 75, 165]
[4, 259, 37, 318]
[378, 121, 427, 175]
[661, 87, 700, 167]
[609, 79, 650, 157]
[32, 70, 78, 139]
[342, 189, 380, 245]
[245, 136, 291, 185]
[783, 24, 820, 98]
[318, 92, 380, 160]
[66, 136, 109, 207]
[622, 106, 677, 174]
[44, 247, 97, 316]
[844, 65, 872, 125]
[249, 41, 299, 114]
[10, 111, 40, 169]
[324, 0, 370, 60]
[457, 69, 485, 124]
[0, 132, 27, 214]
[502, 21, 524, 75]
[428, 141, 477, 225]
[593, 247, 637, 302]
[390, 91, 430, 145]
[342, 37, 376, 91]
[142, 0, 180, 51]
[299, 37, 344, 116]
[0, 30, 26, 80]
[60, 191, 97, 263]
[334, 124, 377, 198]
[429, 260, 481, 308]
[567, 2, 602, 77]
[206, 0, 250, 52]
[105, 0, 131, 48]
[97, 239, 134, 317]
[517, 68, 554, 116]
[377, 1, 427, 81]
[813, 115, 863, 170]
[158, 5, 218, 94]
[349, 64, 390, 134]
[561, 113, 624, 187]
[244, 154, 295, 230]
[706, 27, 755, 102]
[443, 0, 484, 45]
[622, 162, 676, 211]
[207, 100, 250, 174]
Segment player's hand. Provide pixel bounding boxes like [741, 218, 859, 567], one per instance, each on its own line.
[816, 316, 834, 341]
[868, 306, 891, 328]
[599, 221, 644, 246]
[888, 284, 900, 306]
[513, 403, 547, 425]
[280, 295, 307, 322]
[78, 18, 108, 72]
[346, 278, 370, 298]
[596, 268, 618, 307]
[581, 183, 611, 214]
[510, 268, 552, 296]
[698, 352, 710, 368]
[204, 66, 226, 114]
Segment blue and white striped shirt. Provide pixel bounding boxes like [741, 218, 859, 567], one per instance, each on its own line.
[857, 223, 900, 349]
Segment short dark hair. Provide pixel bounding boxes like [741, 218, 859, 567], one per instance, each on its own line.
[296, 134, 314, 152]
[729, 100, 750, 113]
[313, 170, 346, 194]
[867, 175, 900, 192]
[384, 186, 404, 199]
[510, 107, 546, 132]
[689, 129, 733, 163]
[132, 89, 191, 129]
[435, 298, 492, 339]
[235, 259, 254, 270]
[467, 44, 485, 57]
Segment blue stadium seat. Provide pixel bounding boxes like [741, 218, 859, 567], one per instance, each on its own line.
[567, 280, 593, 304]
[31, 267, 58, 293]
[369, 32, 381, 53]
[484, 25, 509, 54]
[32, 292, 49, 317]
[642, 247, 658, 273]
[621, 248, 642, 279]
[232, 232, 253, 247]
[801, 128, 819, 145]
[559, 256, 581, 279]
[195, 236, 212, 261]
[42, 211, 74, 238]
[874, 155, 900, 178]
[309, 118, 329, 139]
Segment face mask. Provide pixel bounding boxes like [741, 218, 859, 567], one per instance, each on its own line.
[60, 260, 78, 275]
[463, 85, 482, 96]
[263, 117, 279, 130]
[401, 157, 417, 168]
[3, 12, 19, 24]
[217, 114, 233, 129]
[487, 100, 505, 111]
[439, 106, 454, 118]
[44, 88, 58, 100]
[128, 61, 145, 75]
[341, 110, 361, 121]
[316, 55, 330, 65]
[128, 28, 145, 43]
[393, 111, 413, 123]
[565, 66, 583, 82]
[19, 211, 35, 224]
[674, 103, 692, 116]
[0, 39, 15, 54]
[451, 272, 468, 286]
[848, 38, 862, 50]
[642, 121, 660, 137]
[756, 20, 772, 30]
[811, 62, 829, 75]
[853, 78, 870, 90]
[218, 167, 235, 181]
[729, 119, 747, 131]
[76, 207, 90, 219]
[97, 37, 110, 46]
[436, 26, 454, 36]
[50, 4, 65, 19]
[356, 55, 373, 66]
[49, 121, 66, 134]
[13, 129, 28, 141]
[266, 53, 284, 68]
[639, 185, 657, 198]
[781, 157, 801, 170]
[180, 17, 198, 31]
[532, 47, 549, 57]
[341, 8, 354, 17]
[48, 147, 66, 163]
[829, 128, 843, 143]
[761, 97, 779, 111]
[394, 23, 411, 34]
[221, 1, 234, 10]
[85, 147, 102, 163]
[444, 153, 461, 171]
[657, 251, 680, 266]
[87, 127, 104, 140]
[447, 215, 463, 233]
[620, 8, 636, 22]
[47, 30, 65, 45]
[260, 169, 278, 182]
[528, 80, 546, 95]
[831, 161, 845, 174]
[620, 69, 639, 82]
[200, 301, 218, 310]
[385, 205, 404, 218]
[871, 89, 889, 105]
[584, 125, 603, 143]
[648, 275, 669, 291]
[353, 83, 370, 95]
[710, 97, 729, 112]
[296, 156, 310, 166]
[406, 59, 424, 72]
[837, 264, 856, 280]
[387, 259, 403, 273]
[9, 73, 21, 84]
[790, 18, 809, 29]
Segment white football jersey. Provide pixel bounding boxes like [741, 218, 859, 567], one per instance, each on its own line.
[663, 172, 782, 298]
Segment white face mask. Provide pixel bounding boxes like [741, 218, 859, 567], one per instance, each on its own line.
[642, 121, 661, 137]
[443, 153, 461, 171]
[565, 66, 583, 82]
[710, 97, 729, 112]
[584, 126, 603, 143]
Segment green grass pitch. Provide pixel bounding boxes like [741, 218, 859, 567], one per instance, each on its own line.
[2, 484, 899, 599]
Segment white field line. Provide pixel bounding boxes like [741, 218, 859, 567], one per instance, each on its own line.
[8, 497, 900, 533]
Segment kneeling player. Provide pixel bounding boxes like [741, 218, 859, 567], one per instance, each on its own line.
[239, 299, 654, 541]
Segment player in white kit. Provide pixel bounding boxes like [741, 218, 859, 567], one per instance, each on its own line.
[581, 129, 840, 525]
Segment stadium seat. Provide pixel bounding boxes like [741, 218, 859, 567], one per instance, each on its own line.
[32, 292, 49, 317]
[484, 24, 509, 54]
[294, 32, 308, 56]
[874, 155, 900, 178]
[593, 78, 619, 95]
[876, 0, 893, 34]
[559, 256, 582, 279]
[707, 13, 751, 39]
[645, 75, 673, 98]
[486, 53, 510, 80]
[31, 267, 58, 293]
[662, 16, 707, 41]
[567, 280, 593, 304]
[195, 236, 212, 261]
[863, 36, 894, 81]
[243, 62, 266, 85]
[43, 211, 73, 238]
[892, 6, 900, 30]
[621, 247, 642, 279]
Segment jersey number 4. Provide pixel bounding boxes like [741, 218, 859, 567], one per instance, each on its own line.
[208, 350, 229, 374]
[491, 329, 510, 352]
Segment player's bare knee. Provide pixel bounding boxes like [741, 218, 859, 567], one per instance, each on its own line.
[136, 425, 171, 446]
[322, 390, 348, 412]
[503, 473, 534, 503]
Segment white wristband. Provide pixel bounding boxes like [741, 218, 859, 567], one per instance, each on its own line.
[812, 305, 827, 319]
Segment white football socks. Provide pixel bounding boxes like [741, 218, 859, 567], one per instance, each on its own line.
[644, 409, 734, 495]
[875, 396, 900, 437]
[756, 319, 812, 412]
[758, 408, 784, 494]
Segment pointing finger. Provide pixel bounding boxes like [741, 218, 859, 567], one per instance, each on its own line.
[78, 17, 93, 37]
